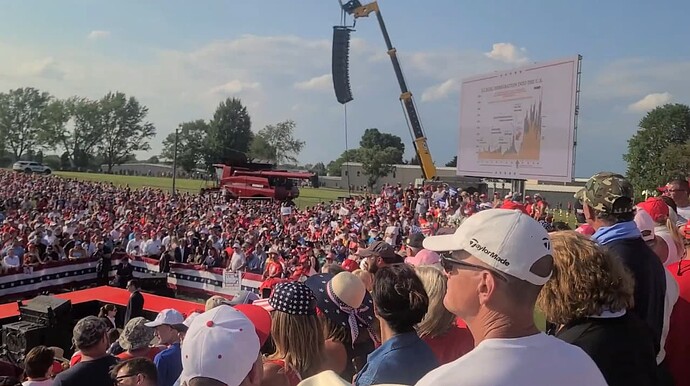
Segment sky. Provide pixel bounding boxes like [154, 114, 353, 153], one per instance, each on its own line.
[0, 0, 688, 179]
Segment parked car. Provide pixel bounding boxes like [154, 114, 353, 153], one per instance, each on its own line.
[12, 161, 52, 174]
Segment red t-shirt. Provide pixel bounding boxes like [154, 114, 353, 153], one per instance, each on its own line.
[422, 323, 474, 365]
[664, 261, 690, 386]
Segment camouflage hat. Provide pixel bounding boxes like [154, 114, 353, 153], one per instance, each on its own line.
[119, 317, 155, 351]
[72, 316, 108, 350]
[575, 172, 635, 214]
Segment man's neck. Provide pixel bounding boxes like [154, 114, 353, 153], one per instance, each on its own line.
[80, 351, 108, 362]
[378, 319, 399, 344]
[466, 310, 540, 346]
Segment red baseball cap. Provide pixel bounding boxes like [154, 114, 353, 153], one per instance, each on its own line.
[234, 304, 271, 346]
[637, 197, 669, 223]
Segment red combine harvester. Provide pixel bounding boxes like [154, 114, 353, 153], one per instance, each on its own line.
[203, 163, 317, 201]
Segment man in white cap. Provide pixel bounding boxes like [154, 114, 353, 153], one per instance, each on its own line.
[415, 209, 607, 386]
[180, 305, 270, 386]
[145, 309, 185, 386]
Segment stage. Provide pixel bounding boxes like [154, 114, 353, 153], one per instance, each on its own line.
[0, 286, 204, 322]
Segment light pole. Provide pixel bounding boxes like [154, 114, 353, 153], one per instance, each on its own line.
[171, 127, 179, 197]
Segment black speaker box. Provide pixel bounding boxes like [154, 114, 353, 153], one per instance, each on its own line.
[19, 295, 72, 327]
[0, 321, 47, 364]
[332, 26, 354, 104]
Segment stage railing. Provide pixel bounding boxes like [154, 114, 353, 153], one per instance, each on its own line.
[0, 253, 263, 298]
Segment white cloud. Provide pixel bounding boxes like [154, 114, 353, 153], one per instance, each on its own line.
[628, 92, 673, 113]
[16, 57, 65, 79]
[484, 43, 529, 65]
[421, 78, 458, 102]
[294, 74, 332, 91]
[209, 80, 260, 95]
[87, 30, 111, 40]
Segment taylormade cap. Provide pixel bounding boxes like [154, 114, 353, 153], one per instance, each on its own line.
[634, 209, 656, 242]
[181, 305, 262, 386]
[144, 309, 185, 327]
[423, 209, 553, 285]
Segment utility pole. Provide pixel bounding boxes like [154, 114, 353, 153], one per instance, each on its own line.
[171, 127, 179, 197]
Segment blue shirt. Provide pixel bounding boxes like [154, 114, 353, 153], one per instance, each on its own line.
[154, 343, 182, 386]
[354, 332, 439, 386]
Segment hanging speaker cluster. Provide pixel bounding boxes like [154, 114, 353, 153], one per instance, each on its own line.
[332, 26, 354, 105]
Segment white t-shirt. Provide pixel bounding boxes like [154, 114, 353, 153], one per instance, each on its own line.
[415, 333, 607, 386]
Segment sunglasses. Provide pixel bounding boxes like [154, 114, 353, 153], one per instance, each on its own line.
[440, 253, 508, 282]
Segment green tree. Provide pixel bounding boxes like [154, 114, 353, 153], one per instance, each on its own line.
[310, 162, 327, 176]
[360, 146, 403, 187]
[360, 128, 405, 155]
[445, 155, 457, 167]
[43, 97, 104, 169]
[660, 142, 690, 182]
[327, 149, 361, 176]
[248, 134, 276, 162]
[0, 87, 53, 160]
[251, 120, 305, 164]
[205, 98, 253, 166]
[624, 104, 690, 192]
[162, 120, 209, 173]
[97, 92, 156, 173]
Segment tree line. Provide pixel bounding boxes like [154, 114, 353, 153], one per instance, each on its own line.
[161, 98, 305, 173]
[0, 87, 156, 172]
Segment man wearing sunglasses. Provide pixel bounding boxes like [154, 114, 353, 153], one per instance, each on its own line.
[111, 358, 158, 386]
[415, 209, 606, 386]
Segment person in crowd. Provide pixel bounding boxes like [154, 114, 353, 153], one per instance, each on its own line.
[351, 269, 373, 292]
[305, 272, 377, 380]
[98, 304, 117, 329]
[22, 346, 55, 386]
[638, 197, 685, 265]
[665, 220, 690, 386]
[354, 264, 437, 386]
[665, 178, 690, 219]
[262, 282, 324, 386]
[538, 231, 661, 386]
[205, 296, 228, 312]
[145, 309, 185, 386]
[180, 305, 269, 386]
[107, 328, 123, 356]
[358, 241, 404, 275]
[110, 358, 158, 386]
[115, 256, 135, 288]
[414, 265, 473, 365]
[403, 233, 440, 267]
[417, 209, 606, 385]
[576, 172, 667, 356]
[53, 316, 119, 386]
[125, 279, 144, 325]
[117, 317, 161, 361]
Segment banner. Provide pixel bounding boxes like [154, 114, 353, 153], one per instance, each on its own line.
[223, 270, 242, 292]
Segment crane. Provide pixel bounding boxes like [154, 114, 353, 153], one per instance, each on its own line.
[337, 0, 438, 180]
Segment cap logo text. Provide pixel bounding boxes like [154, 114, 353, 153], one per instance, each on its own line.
[469, 238, 509, 266]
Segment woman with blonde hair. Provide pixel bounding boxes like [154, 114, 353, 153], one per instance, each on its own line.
[414, 265, 473, 365]
[262, 281, 324, 386]
[538, 231, 661, 386]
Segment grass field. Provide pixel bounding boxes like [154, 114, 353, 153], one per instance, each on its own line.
[55, 171, 348, 208]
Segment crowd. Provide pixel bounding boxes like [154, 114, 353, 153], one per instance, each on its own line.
[2, 169, 690, 385]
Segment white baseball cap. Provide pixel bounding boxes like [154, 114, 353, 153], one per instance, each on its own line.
[144, 309, 185, 327]
[423, 209, 553, 285]
[634, 208, 656, 242]
[181, 305, 260, 386]
[183, 312, 201, 328]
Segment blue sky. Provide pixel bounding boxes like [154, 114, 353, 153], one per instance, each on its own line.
[1, 0, 688, 178]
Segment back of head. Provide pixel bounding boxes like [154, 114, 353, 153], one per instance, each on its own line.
[537, 231, 634, 325]
[575, 172, 635, 225]
[373, 264, 429, 333]
[414, 266, 455, 338]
